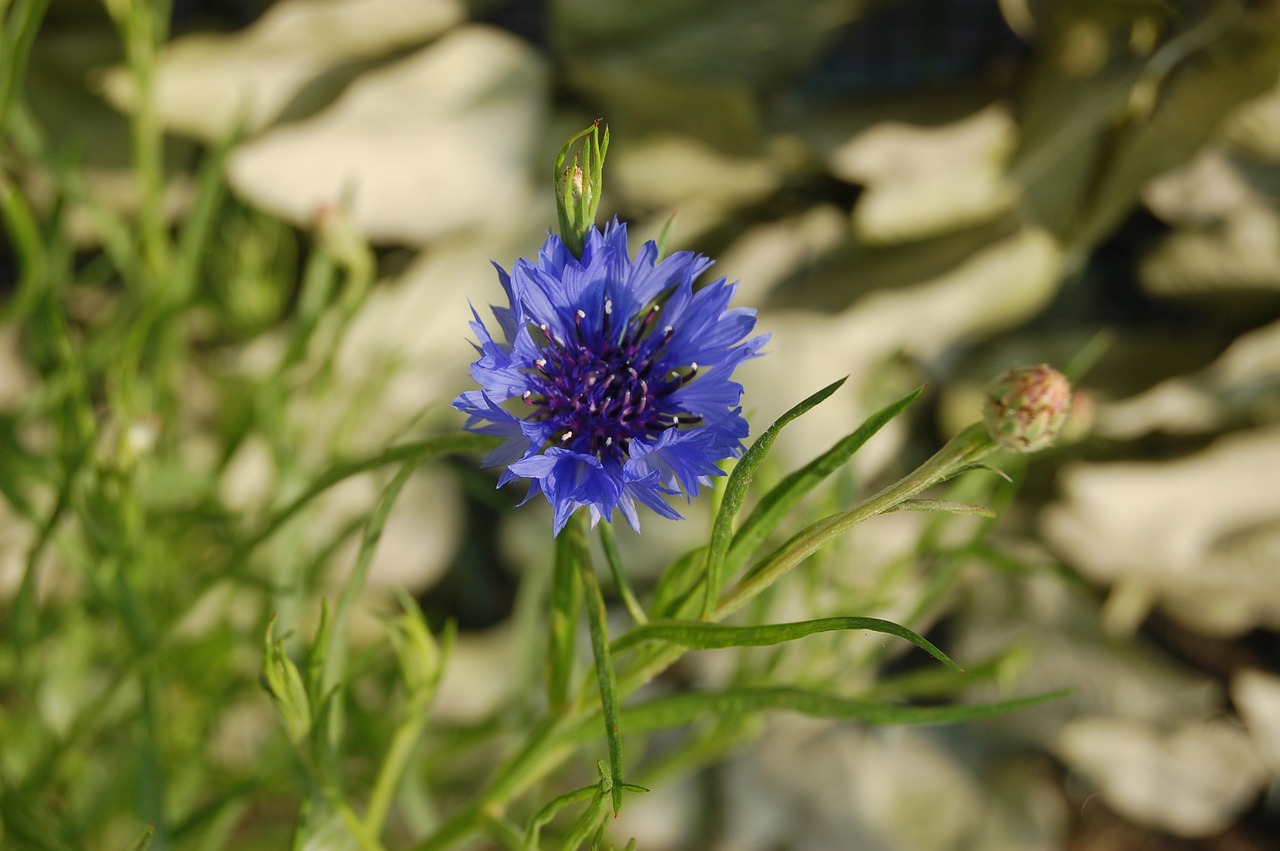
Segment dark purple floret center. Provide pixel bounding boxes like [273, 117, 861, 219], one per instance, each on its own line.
[522, 303, 700, 463]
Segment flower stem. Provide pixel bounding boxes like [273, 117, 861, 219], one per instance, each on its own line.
[413, 427, 998, 849]
[598, 524, 647, 625]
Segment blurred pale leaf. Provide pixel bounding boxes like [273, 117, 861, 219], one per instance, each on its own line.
[1042, 425, 1280, 636]
[228, 26, 548, 243]
[1144, 147, 1257, 226]
[102, 0, 465, 141]
[742, 227, 1059, 474]
[327, 469, 462, 595]
[555, 0, 866, 150]
[1232, 668, 1280, 774]
[1141, 146, 1280, 294]
[554, 0, 865, 90]
[563, 61, 760, 154]
[1058, 715, 1266, 836]
[431, 624, 515, 722]
[833, 227, 1062, 355]
[611, 135, 780, 210]
[1225, 78, 1280, 162]
[1141, 202, 1280, 294]
[23, 31, 198, 244]
[955, 570, 1221, 742]
[832, 104, 1018, 243]
[1097, 317, 1280, 438]
[714, 205, 848, 306]
[1008, 0, 1149, 240]
[286, 224, 547, 458]
[1012, 1, 1280, 249]
[727, 720, 984, 851]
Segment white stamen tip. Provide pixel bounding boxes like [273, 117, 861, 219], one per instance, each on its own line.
[604, 437, 613, 446]
[535, 358, 547, 367]
[663, 325, 674, 335]
[576, 309, 586, 320]
[604, 299, 613, 314]
[561, 431, 573, 441]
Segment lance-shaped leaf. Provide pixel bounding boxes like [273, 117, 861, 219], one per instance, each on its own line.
[611, 616, 964, 673]
[723, 385, 923, 577]
[619, 686, 1069, 734]
[702, 377, 847, 617]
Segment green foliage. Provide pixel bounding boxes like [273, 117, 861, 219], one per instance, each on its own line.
[16, 0, 1275, 848]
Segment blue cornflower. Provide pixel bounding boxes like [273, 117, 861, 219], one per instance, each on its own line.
[454, 220, 767, 534]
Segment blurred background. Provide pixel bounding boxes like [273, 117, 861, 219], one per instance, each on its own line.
[5, 0, 1280, 848]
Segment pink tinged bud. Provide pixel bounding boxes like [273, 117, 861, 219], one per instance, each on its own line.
[982, 364, 1072, 452]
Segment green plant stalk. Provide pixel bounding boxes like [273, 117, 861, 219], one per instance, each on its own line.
[415, 426, 998, 850]
[578, 551, 624, 814]
[715, 424, 995, 619]
[321, 457, 422, 767]
[363, 612, 450, 839]
[598, 524, 646, 625]
[111, 470, 170, 850]
[547, 522, 583, 712]
[558, 788, 606, 851]
[114, 0, 172, 287]
[0, 0, 51, 141]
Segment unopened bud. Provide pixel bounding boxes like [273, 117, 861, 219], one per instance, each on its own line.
[554, 121, 609, 259]
[982, 364, 1072, 452]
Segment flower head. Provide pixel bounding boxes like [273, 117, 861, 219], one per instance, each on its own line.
[454, 220, 766, 534]
[982, 363, 1072, 452]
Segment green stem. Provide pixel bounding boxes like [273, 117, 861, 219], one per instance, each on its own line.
[414, 426, 998, 850]
[577, 544, 624, 814]
[715, 424, 995, 619]
[597, 524, 646, 625]
[362, 706, 427, 839]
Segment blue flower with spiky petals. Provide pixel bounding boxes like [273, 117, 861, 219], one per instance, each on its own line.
[454, 220, 767, 535]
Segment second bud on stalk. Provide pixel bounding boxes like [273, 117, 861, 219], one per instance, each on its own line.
[983, 364, 1073, 453]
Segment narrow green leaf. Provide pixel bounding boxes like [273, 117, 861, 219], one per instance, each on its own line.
[479, 814, 524, 851]
[702, 377, 848, 617]
[547, 519, 583, 711]
[724, 386, 923, 576]
[718, 424, 996, 618]
[126, 824, 155, 851]
[650, 545, 706, 619]
[578, 528, 625, 814]
[525, 785, 596, 850]
[0, 173, 46, 323]
[0, 0, 52, 140]
[888, 499, 996, 517]
[612, 616, 964, 673]
[598, 523, 646, 625]
[305, 599, 331, 710]
[654, 213, 678, 260]
[559, 789, 607, 851]
[620, 686, 1069, 734]
[170, 124, 240, 305]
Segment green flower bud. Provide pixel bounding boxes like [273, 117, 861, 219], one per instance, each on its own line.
[982, 364, 1072, 452]
[554, 121, 609, 259]
[261, 616, 312, 746]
